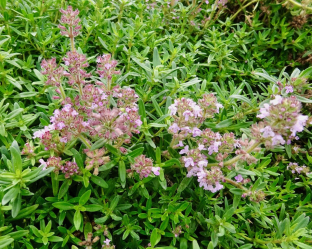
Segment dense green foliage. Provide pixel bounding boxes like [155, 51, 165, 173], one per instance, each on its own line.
[1, 0, 312, 249]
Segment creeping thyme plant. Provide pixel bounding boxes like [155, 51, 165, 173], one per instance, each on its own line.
[1, 0, 312, 249]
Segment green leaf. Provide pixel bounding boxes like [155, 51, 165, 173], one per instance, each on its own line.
[4, 108, 24, 121]
[90, 138, 106, 151]
[105, 144, 120, 156]
[48, 236, 63, 242]
[74, 210, 82, 231]
[192, 240, 200, 249]
[138, 99, 146, 119]
[153, 47, 161, 67]
[294, 95, 312, 103]
[2, 186, 19, 205]
[229, 188, 244, 195]
[84, 222, 93, 240]
[79, 190, 91, 206]
[11, 192, 21, 218]
[58, 179, 72, 200]
[84, 204, 103, 212]
[71, 149, 84, 170]
[150, 228, 161, 247]
[0, 238, 14, 248]
[229, 94, 252, 106]
[10, 144, 22, 172]
[98, 161, 116, 171]
[207, 242, 214, 249]
[8, 204, 39, 221]
[90, 175, 108, 188]
[293, 241, 312, 249]
[177, 176, 193, 193]
[119, 160, 126, 188]
[52, 202, 75, 210]
[127, 148, 144, 158]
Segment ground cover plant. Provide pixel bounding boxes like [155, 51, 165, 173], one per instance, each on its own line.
[1, 0, 312, 248]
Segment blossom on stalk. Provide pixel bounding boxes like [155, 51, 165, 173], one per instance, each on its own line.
[287, 162, 310, 175]
[58, 6, 81, 38]
[97, 54, 120, 80]
[85, 148, 110, 175]
[197, 167, 224, 193]
[131, 155, 160, 179]
[254, 95, 308, 148]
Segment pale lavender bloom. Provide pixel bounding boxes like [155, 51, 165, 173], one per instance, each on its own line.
[63, 104, 72, 112]
[183, 157, 194, 167]
[270, 95, 283, 105]
[234, 140, 241, 148]
[178, 141, 184, 147]
[169, 123, 180, 133]
[272, 134, 285, 146]
[39, 159, 47, 170]
[285, 85, 294, 93]
[179, 145, 189, 154]
[205, 0, 209, 3]
[257, 104, 270, 119]
[198, 160, 208, 167]
[216, 103, 223, 113]
[183, 110, 193, 121]
[192, 127, 202, 137]
[235, 174, 243, 183]
[260, 126, 275, 138]
[135, 119, 143, 127]
[56, 122, 66, 130]
[60, 137, 68, 143]
[192, 104, 202, 117]
[71, 110, 78, 116]
[208, 141, 221, 155]
[104, 239, 111, 245]
[198, 144, 205, 150]
[290, 115, 308, 136]
[152, 167, 160, 175]
[82, 121, 89, 127]
[168, 104, 177, 115]
[33, 130, 45, 139]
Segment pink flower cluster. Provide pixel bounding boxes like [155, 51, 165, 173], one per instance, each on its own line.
[287, 162, 310, 175]
[130, 155, 160, 179]
[39, 157, 80, 178]
[242, 189, 265, 203]
[41, 58, 64, 87]
[85, 148, 110, 176]
[58, 6, 81, 38]
[168, 94, 223, 146]
[254, 95, 308, 148]
[173, 226, 182, 238]
[102, 238, 115, 249]
[96, 54, 120, 80]
[197, 166, 224, 193]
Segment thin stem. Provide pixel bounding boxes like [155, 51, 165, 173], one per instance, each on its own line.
[78, 134, 92, 149]
[230, 0, 259, 21]
[224, 178, 248, 191]
[207, 141, 262, 167]
[59, 83, 66, 101]
[287, 0, 312, 11]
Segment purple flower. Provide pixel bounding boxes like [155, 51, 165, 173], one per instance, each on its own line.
[290, 115, 308, 136]
[260, 126, 275, 138]
[208, 141, 221, 155]
[104, 239, 111, 245]
[63, 104, 71, 112]
[198, 160, 208, 167]
[257, 104, 270, 119]
[192, 127, 202, 137]
[152, 167, 160, 176]
[216, 103, 223, 113]
[135, 119, 143, 127]
[198, 144, 205, 150]
[183, 110, 193, 121]
[60, 137, 68, 143]
[178, 141, 184, 147]
[235, 174, 243, 183]
[285, 85, 294, 94]
[179, 145, 189, 154]
[169, 123, 180, 133]
[272, 134, 285, 146]
[183, 157, 194, 167]
[39, 159, 47, 170]
[168, 104, 177, 115]
[270, 95, 283, 105]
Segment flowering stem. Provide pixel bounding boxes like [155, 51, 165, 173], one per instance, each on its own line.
[238, 233, 294, 245]
[59, 83, 66, 100]
[69, 27, 75, 51]
[230, 0, 259, 21]
[207, 141, 262, 167]
[78, 134, 92, 149]
[286, 0, 312, 11]
[224, 177, 248, 191]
